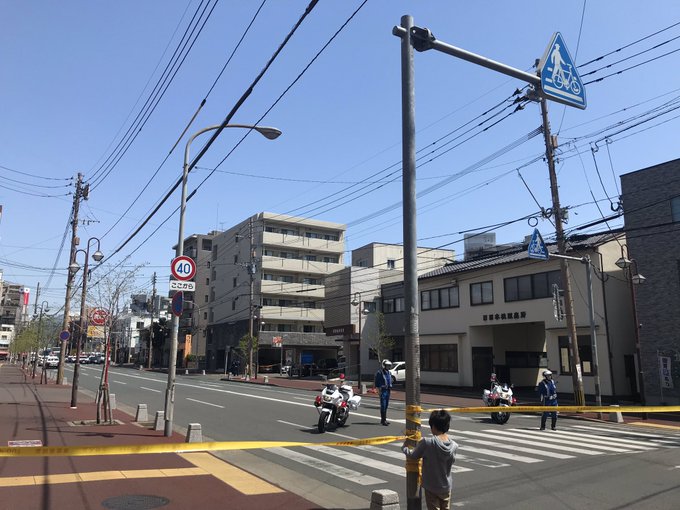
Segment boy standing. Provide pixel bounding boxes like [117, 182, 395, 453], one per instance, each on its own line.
[402, 410, 458, 510]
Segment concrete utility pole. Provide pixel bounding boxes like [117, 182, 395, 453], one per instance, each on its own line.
[539, 98, 585, 406]
[393, 15, 422, 510]
[248, 216, 255, 379]
[148, 272, 156, 369]
[58, 173, 84, 385]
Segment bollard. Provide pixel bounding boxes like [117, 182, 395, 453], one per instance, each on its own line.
[264, 375, 269, 384]
[361, 383, 367, 394]
[370, 489, 399, 510]
[202, 370, 206, 375]
[139, 365, 144, 371]
[608, 404, 624, 423]
[135, 404, 148, 422]
[186, 423, 202, 443]
[109, 394, 117, 410]
[154, 411, 165, 431]
[62, 376, 68, 386]
[185, 369, 189, 375]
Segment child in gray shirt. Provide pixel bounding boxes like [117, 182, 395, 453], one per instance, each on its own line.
[402, 410, 458, 510]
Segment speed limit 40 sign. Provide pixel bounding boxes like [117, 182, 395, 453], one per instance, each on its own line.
[171, 255, 196, 281]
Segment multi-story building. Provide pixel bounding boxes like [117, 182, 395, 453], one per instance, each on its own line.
[206, 212, 346, 372]
[352, 242, 455, 274]
[380, 230, 638, 398]
[116, 293, 171, 365]
[175, 232, 219, 364]
[620, 158, 680, 404]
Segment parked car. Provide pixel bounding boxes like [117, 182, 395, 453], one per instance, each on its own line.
[79, 355, 90, 364]
[67, 355, 76, 363]
[389, 361, 406, 384]
[44, 355, 60, 368]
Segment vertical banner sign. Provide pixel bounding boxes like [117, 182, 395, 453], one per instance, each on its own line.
[272, 336, 283, 348]
[659, 356, 673, 389]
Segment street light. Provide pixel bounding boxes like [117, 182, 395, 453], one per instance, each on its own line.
[615, 245, 647, 412]
[164, 123, 281, 437]
[69, 237, 104, 408]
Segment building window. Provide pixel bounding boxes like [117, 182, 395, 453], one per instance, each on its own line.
[303, 277, 319, 285]
[505, 270, 561, 302]
[204, 295, 208, 303]
[364, 301, 377, 313]
[421, 344, 458, 372]
[232, 299, 236, 311]
[206, 278, 210, 285]
[303, 301, 316, 308]
[358, 260, 368, 267]
[383, 299, 395, 313]
[202, 239, 212, 251]
[233, 277, 237, 288]
[234, 254, 239, 264]
[470, 281, 493, 305]
[304, 255, 317, 261]
[395, 297, 404, 312]
[277, 324, 293, 332]
[506, 351, 548, 368]
[303, 325, 316, 333]
[323, 256, 338, 263]
[672, 196, 680, 222]
[136, 322, 144, 329]
[207, 261, 210, 268]
[421, 287, 459, 311]
[386, 259, 396, 269]
[558, 335, 593, 375]
[212, 245, 218, 261]
[203, 312, 207, 320]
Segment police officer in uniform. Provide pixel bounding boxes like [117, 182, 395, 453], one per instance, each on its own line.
[375, 359, 393, 426]
[538, 369, 558, 430]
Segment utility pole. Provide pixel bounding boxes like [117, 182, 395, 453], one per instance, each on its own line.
[148, 272, 156, 369]
[58, 173, 85, 385]
[539, 98, 585, 406]
[33, 283, 40, 316]
[248, 217, 255, 380]
[394, 15, 421, 510]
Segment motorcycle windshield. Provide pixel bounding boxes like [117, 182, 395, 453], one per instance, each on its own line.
[326, 384, 338, 391]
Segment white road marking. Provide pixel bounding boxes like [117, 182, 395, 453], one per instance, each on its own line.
[112, 381, 127, 385]
[267, 447, 386, 486]
[186, 397, 224, 409]
[547, 429, 655, 449]
[309, 445, 406, 477]
[461, 445, 542, 463]
[498, 429, 632, 453]
[455, 429, 601, 456]
[140, 386, 161, 393]
[461, 438, 574, 459]
[358, 444, 473, 473]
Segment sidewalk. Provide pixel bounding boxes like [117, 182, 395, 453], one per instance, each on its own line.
[0, 363, 319, 510]
[226, 372, 680, 428]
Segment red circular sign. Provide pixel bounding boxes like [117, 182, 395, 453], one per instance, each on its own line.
[171, 256, 196, 281]
[90, 308, 108, 326]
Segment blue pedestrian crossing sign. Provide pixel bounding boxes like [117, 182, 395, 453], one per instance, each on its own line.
[538, 32, 586, 110]
[528, 229, 549, 261]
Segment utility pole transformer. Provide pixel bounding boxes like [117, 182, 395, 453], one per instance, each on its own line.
[57, 173, 84, 385]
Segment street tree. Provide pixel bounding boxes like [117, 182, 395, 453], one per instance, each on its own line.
[366, 312, 395, 364]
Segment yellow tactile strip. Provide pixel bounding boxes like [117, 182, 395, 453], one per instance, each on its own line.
[0, 467, 206, 487]
[179, 452, 283, 495]
[628, 422, 680, 430]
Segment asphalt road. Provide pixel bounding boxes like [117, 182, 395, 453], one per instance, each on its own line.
[64, 364, 680, 509]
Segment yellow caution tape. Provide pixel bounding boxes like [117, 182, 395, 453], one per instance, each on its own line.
[0, 435, 405, 458]
[421, 405, 680, 414]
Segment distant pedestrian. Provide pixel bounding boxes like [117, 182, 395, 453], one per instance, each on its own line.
[538, 369, 558, 430]
[402, 410, 458, 510]
[374, 359, 393, 425]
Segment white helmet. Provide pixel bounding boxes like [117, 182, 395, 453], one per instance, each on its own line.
[542, 370, 553, 377]
[382, 359, 393, 369]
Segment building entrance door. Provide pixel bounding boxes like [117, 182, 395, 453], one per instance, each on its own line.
[624, 354, 638, 398]
[472, 347, 494, 388]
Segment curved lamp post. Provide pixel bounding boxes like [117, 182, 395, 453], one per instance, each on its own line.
[351, 292, 370, 383]
[69, 237, 104, 408]
[32, 300, 50, 380]
[615, 245, 646, 412]
[164, 123, 281, 437]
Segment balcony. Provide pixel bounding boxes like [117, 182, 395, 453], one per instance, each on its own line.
[262, 231, 344, 255]
[261, 305, 324, 322]
[261, 255, 345, 275]
[261, 281, 325, 299]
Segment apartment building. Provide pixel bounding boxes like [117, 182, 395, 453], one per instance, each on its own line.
[175, 232, 219, 364]
[352, 242, 455, 274]
[206, 213, 346, 372]
[381, 231, 639, 398]
[621, 158, 680, 404]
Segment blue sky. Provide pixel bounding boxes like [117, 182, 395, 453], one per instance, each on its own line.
[2, 1, 680, 310]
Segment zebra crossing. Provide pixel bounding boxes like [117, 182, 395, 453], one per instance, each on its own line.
[266, 423, 680, 487]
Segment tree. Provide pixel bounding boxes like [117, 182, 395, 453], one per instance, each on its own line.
[366, 312, 395, 364]
[238, 334, 258, 378]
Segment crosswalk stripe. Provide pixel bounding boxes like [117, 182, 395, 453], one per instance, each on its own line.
[356, 445, 473, 473]
[267, 448, 386, 486]
[546, 429, 654, 449]
[455, 430, 601, 456]
[460, 445, 542, 463]
[461, 438, 574, 459]
[306, 445, 405, 477]
[502, 429, 632, 453]
[571, 425, 680, 443]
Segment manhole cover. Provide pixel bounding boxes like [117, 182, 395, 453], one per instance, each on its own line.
[101, 495, 170, 509]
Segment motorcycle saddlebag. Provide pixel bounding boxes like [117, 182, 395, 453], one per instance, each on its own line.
[348, 395, 362, 410]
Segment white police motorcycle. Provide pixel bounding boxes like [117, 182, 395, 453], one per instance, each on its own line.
[482, 373, 517, 424]
[314, 376, 362, 433]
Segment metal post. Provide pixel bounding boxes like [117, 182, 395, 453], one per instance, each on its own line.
[148, 273, 156, 369]
[58, 173, 83, 385]
[248, 216, 255, 379]
[394, 15, 421, 510]
[71, 243, 91, 408]
[583, 256, 602, 417]
[629, 264, 647, 414]
[539, 97, 585, 406]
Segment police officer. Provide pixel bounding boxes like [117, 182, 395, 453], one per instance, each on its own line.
[375, 359, 393, 426]
[538, 369, 558, 430]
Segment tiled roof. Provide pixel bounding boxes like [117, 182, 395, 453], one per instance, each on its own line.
[420, 230, 624, 280]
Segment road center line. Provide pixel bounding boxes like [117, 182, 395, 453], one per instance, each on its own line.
[140, 386, 161, 393]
